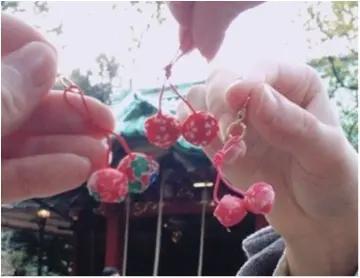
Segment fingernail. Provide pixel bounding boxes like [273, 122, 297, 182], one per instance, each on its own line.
[2, 41, 57, 93]
[224, 80, 250, 112]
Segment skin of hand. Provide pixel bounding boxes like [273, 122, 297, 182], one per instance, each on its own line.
[177, 62, 358, 275]
[1, 14, 115, 204]
[168, 1, 263, 60]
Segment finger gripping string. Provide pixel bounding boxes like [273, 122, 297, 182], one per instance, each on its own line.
[59, 76, 132, 158]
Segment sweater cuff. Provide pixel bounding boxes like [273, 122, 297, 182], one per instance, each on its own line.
[273, 250, 289, 276]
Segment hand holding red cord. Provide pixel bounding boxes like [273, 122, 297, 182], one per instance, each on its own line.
[1, 14, 115, 204]
[168, 1, 263, 60]
[177, 65, 358, 275]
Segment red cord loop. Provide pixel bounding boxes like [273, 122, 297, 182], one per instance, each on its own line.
[164, 64, 172, 79]
[59, 76, 133, 161]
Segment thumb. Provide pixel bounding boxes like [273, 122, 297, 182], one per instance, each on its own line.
[1, 41, 57, 137]
[229, 83, 338, 168]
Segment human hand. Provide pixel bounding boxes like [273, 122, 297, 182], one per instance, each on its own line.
[168, 1, 263, 60]
[1, 14, 115, 204]
[177, 63, 358, 275]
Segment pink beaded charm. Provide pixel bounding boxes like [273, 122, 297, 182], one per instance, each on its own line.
[117, 152, 159, 194]
[87, 168, 128, 203]
[213, 194, 248, 228]
[145, 112, 181, 148]
[244, 182, 275, 215]
[181, 111, 219, 147]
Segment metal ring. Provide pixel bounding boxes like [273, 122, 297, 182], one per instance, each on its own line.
[58, 75, 75, 88]
[226, 121, 247, 141]
[236, 109, 246, 122]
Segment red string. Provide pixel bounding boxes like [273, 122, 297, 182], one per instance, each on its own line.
[158, 51, 196, 115]
[156, 50, 248, 204]
[211, 136, 247, 204]
[157, 82, 168, 115]
[212, 173, 221, 204]
[60, 77, 132, 165]
[169, 83, 197, 114]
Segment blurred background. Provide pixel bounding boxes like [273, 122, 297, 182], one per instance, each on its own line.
[1, 1, 358, 276]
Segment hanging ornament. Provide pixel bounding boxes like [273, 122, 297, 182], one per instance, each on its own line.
[145, 112, 181, 148]
[244, 182, 275, 214]
[144, 52, 219, 149]
[213, 194, 248, 228]
[87, 168, 128, 203]
[211, 97, 275, 228]
[181, 111, 219, 147]
[117, 152, 159, 194]
[59, 77, 159, 203]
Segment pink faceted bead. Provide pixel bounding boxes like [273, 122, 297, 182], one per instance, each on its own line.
[244, 182, 275, 215]
[213, 194, 248, 228]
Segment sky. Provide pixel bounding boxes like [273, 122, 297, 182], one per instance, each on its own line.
[9, 1, 353, 91]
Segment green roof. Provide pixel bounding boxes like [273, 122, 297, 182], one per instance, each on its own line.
[111, 81, 208, 156]
[6, 82, 212, 212]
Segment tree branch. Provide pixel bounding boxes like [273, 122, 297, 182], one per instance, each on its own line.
[327, 56, 345, 87]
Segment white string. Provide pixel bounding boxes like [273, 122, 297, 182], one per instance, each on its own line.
[122, 195, 130, 276]
[197, 188, 207, 276]
[153, 183, 164, 276]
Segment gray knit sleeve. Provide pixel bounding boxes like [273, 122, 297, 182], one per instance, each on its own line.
[237, 226, 285, 276]
[237, 226, 358, 276]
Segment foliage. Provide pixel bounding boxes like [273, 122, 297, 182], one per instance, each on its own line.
[305, 1, 358, 149]
[2, 1, 166, 100]
[2, 228, 73, 276]
[2, 1, 61, 34]
[55, 53, 121, 104]
[1, 1, 23, 12]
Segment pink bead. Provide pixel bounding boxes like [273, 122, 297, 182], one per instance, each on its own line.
[181, 111, 219, 147]
[213, 194, 248, 228]
[212, 151, 225, 166]
[244, 182, 275, 215]
[87, 168, 128, 203]
[145, 113, 181, 148]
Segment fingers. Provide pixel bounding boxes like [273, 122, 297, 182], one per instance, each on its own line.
[168, 2, 262, 60]
[12, 90, 115, 138]
[167, 2, 196, 53]
[206, 70, 238, 119]
[2, 135, 109, 171]
[2, 154, 91, 204]
[184, 62, 333, 170]
[206, 62, 331, 142]
[167, 2, 194, 27]
[1, 13, 47, 57]
[225, 61, 325, 110]
[2, 41, 57, 137]
[178, 26, 195, 54]
[192, 2, 262, 60]
[224, 82, 336, 167]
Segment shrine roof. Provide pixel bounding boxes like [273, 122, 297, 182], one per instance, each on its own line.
[111, 81, 206, 154]
[2, 81, 215, 231]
